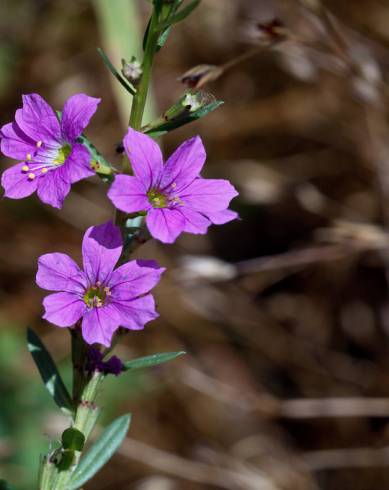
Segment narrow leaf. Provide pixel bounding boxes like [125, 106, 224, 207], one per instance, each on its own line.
[145, 100, 223, 136]
[97, 47, 136, 95]
[69, 414, 131, 490]
[142, 17, 152, 51]
[158, 0, 200, 30]
[123, 351, 186, 371]
[27, 328, 73, 414]
[157, 26, 172, 51]
[77, 134, 115, 181]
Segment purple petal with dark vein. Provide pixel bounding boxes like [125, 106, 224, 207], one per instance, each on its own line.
[82, 221, 122, 285]
[36, 166, 71, 209]
[109, 259, 165, 299]
[114, 294, 159, 330]
[1, 162, 38, 199]
[146, 207, 186, 244]
[1, 122, 36, 159]
[64, 143, 94, 184]
[61, 94, 101, 141]
[36, 253, 87, 293]
[203, 209, 238, 224]
[123, 128, 163, 190]
[179, 207, 211, 234]
[15, 94, 61, 143]
[81, 304, 122, 347]
[107, 174, 150, 213]
[43, 292, 85, 327]
[160, 136, 206, 192]
[180, 178, 238, 212]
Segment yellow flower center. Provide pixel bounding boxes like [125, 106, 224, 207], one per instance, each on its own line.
[84, 283, 111, 308]
[54, 143, 72, 165]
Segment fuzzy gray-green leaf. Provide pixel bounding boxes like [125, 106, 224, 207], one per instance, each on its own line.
[68, 414, 131, 490]
[123, 351, 186, 371]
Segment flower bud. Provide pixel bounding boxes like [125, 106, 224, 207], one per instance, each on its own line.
[121, 57, 142, 84]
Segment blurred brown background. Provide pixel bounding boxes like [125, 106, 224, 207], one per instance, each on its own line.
[2, 0, 389, 489]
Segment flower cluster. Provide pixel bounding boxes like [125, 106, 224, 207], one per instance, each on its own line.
[1, 93, 238, 346]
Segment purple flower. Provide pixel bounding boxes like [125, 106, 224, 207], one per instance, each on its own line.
[36, 221, 165, 347]
[1, 93, 100, 208]
[107, 128, 238, 243]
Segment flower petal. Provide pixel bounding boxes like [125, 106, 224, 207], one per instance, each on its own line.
[15, 94, 61, 143]
[1, 122, 36, 160]
[123, 128, 163, 190]
[107, 174, 150, 213]
[81, 305, 121, 347]
[64, 143, 94, 184]
[43, 292, 85, 327]
[179, 207, 211, 234]
[109, 259, 165, 299]
[180, 178, 238, 212]
[36, 166, 71, 209]
[1, 162, 38, 199]
[160, 136, 206, 192]
[82, 221, 122, 285]
[114, 294, 159, 331]
[146, 207, 186, 244]
[61, 94, 101, 141]
[36, 253, 87, 293]
[203, 209, 238, 224]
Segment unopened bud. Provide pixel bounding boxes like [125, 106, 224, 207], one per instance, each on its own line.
[121, 57, 142, 83]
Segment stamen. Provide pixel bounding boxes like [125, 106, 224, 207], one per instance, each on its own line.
[36, 140, 43, 148]
[41, 168, 48, 174]
[96, 281, 102, 287]
[21, 165, 29, 172]
[26, 153, 32, 161]
[171, 196, 183, 206]
[28, 173, 36, 180]
[171, 182, 177, 189]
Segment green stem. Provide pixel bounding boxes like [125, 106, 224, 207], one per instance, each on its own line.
[47, 372, 104, 490]
[129, 11, 160, 131]
[116, 8, 160, 239]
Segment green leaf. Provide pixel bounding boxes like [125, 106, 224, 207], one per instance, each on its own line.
[123, 351, 186, 371]
[142, 16, 152, 51]
[97, 47, 136, 95]
[157, 0, 200, 30]
[69, 414, 131, 490]
[76, 134, 115, 181]
[145, 100, 223, 136]
[157, 26, 171, 51]
[62, 428, 85, 451]
[27, 328, 73, 414]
